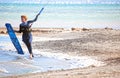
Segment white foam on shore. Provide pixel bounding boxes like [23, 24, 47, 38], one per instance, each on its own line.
[0, 35, 105, 77]
[0, 67, 9, 73]
[34, 50, 104, 68]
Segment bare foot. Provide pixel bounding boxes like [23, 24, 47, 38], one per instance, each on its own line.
[30, 54, 33, 59]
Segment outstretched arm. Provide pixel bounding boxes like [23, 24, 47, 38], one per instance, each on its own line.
[28, 8, 44, 24]
[28, 13, 40, 24]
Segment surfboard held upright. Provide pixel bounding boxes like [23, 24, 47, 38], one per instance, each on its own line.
[5, 23, 24, 54]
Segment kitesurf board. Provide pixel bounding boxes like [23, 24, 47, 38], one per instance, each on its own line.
[5, 23, 24, 54]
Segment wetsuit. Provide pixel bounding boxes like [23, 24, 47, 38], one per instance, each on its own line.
[19, 14, 39, 56]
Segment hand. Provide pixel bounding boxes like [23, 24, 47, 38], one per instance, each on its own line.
[14, 30, 20, 33]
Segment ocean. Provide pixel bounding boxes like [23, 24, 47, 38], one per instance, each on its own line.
[0, 3, 120, 29]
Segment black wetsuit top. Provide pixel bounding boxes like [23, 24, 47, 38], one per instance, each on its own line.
[19, 14, 39, 43]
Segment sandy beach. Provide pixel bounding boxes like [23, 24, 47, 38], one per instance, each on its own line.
[0, 1, 120, 78]
[0, 28, 120, 78]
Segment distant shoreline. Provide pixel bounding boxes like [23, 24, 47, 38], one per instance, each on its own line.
[0, 27, 115, 35]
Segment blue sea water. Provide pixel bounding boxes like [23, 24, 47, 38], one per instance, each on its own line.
[0, 3, 120, 29]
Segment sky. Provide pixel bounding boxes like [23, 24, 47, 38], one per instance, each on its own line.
[0, 0, 120, 4]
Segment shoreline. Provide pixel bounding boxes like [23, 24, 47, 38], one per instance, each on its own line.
[0, 27, 115, 35]
[0, 28, 120, 78]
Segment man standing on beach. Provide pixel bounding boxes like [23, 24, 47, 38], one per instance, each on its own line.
[15, 13, 40, 59]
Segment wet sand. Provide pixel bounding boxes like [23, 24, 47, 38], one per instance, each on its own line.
[1, 28, 120, 78]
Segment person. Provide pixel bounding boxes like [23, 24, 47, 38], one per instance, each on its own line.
[15, 13, 40, 59]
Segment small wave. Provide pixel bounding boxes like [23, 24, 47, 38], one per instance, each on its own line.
[0, 67, 9, 73]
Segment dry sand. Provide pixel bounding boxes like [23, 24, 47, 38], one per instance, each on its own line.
[1, 28, 120, 78]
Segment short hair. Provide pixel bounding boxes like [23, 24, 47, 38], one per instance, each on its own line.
[21, 15, 27, 21]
